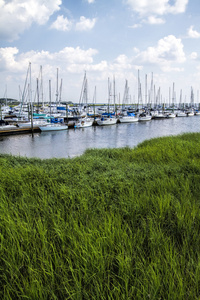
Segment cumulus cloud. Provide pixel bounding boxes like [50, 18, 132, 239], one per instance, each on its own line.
[0, 47, 19, 71]
[187, 26, 200, 38]
[129, 23, 142, 29]
[190, 52, 198, 60]
[126, 0, 188, 16]
[0, 0, 61, 41]
[134, 35, 186, 71]
[145, 16, 165, 25]
[75, 16, 97, 31]
[0, 46, 98, 75]
[111, 55, 132, 73]
[50, 15, 72, 31]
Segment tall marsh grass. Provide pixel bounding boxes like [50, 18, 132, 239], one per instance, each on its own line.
[1, 133, 200, 299]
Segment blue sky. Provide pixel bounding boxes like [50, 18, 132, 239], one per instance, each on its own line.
[0, 0, 200, 105]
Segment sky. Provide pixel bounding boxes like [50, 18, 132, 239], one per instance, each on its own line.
[0, 0, 200, 105]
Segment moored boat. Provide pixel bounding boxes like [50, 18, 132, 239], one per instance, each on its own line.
[166, 112, 176, 118]
[0, 124, 18, 131]
[97, 115, 117, 126]
[119, 115, 138, 123]
[176, 111, 187, 117]
[39, 123, 68, 131]
[186, 110, 194, 117]
[154, 112, 167, 119]
[17, 120, 47, 128]
[138, 112, 152, 121]
[74, 117, 93, 128]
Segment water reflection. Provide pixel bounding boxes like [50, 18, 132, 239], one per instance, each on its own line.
[0, 116, 200, 159]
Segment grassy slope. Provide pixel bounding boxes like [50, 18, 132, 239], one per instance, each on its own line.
[1, 133, 200, 299]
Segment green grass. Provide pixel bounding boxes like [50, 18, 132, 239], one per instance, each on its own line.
[1, 132, 200, 299]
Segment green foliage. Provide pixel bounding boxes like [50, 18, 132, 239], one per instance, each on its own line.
[1, 132, 200, 299]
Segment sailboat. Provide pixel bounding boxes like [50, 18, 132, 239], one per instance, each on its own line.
[186, 87, 195, 116]
[97, 77, 117, 126]
[137, 70, 152, 121]
[39, 79, 68, 132]
[74, 72, 93, 128]
[119, 80, 138, 123]
[167, 84, 176, 118]
[138, 112, 152, 121]
[176, 89, 187, 117]
[166, 85, 176, 118]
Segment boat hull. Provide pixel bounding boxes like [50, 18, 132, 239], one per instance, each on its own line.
[39, 124, 68, 131]
[167, 113, 176, 118]
[119, 116, 138, 123]
[17, 121, 47, 128]
[97, 118, 117, 126]
[74, 118, 93, 128]
[138, 116, 152, 121]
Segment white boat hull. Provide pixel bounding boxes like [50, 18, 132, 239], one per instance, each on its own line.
[138, 116, 152, 121]
[154, 114, 166, 119]
[75, 118, 93, 128]
[167, 113, 176, 118]
[187, 112, 194, 117]
[176, 112, 187, 117]
[97, 118, 117, 126]
[0, 125, 18, 131]
[17, 121, 47, 128]
[119, 116, 138, 123]
[39, 124, 68, 131]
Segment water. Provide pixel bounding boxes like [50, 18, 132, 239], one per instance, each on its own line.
[0, 117, 200, 159]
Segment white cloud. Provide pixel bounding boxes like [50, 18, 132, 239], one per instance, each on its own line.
[129, 23, 142, 29]
[134, 35, 186, 71]
[0, 0, 61, 41]
[75, 16, 97, 31]
[115, 55, 129, 65]
[145, 16, 165, 25]
[87, 0, 95, 3]
[0, 47, 19, 71]
[0, 46, 98, 76]
[167, 0, 188, 14]
[133, 47, 140, 53]
[0, 45, 100, 101]
[126, 0, 188, 16]
[190, 52, 198, 60]
[187, 26, 200, 38]
[50, 15, 72, 31]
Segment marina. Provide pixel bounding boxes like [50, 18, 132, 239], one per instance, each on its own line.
[1, 67, 200, 158]
[1, 113, 200, 159]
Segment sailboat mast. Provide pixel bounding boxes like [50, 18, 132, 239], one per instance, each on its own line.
[108, 77, 110, 113]
[55, 68, 59, 103]
[151, 72, 153, 107]
[145, 74, 147, 107]
[113, 75, 116, 112]
[40, 65, 44, 106]
[49, 80, 52, 117]
[137, 70, 140, 105]
[36, 78, 39, 113]
[79, 71, 86, 105]
[59, 79, 63, 104]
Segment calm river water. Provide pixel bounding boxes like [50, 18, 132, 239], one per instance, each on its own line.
[0, 116, 200, 159]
